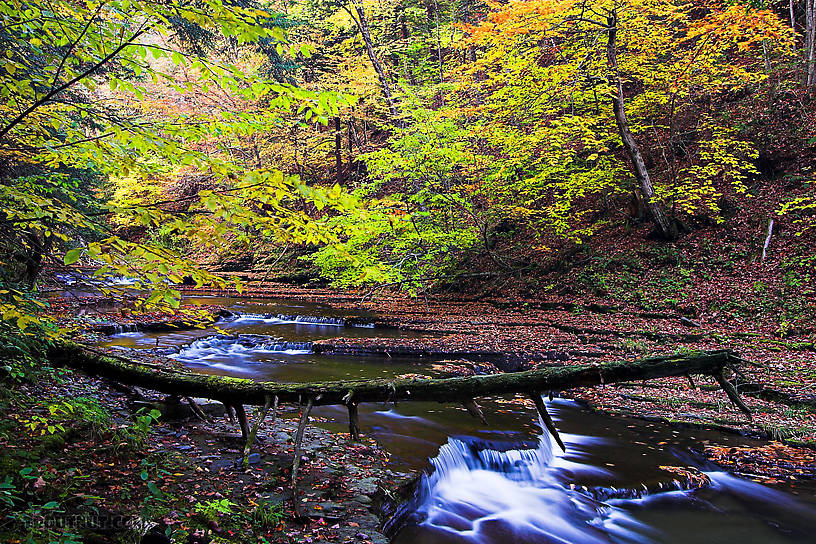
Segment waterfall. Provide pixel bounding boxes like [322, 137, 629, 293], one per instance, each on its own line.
[425, 435, 555, 486]
[229, 313, 346, 326]
[111, 323, 139, 334]
[171, 334, 313, 363]
[402, 416, 654, 544]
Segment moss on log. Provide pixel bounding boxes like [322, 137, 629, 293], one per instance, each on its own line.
[49, 342, 743, 408]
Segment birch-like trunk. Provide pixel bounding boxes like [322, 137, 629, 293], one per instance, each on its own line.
[346, 2, 403, 125]
[605, 11, 677, 239]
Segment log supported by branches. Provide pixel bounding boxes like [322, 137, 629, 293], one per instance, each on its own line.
[50, 342, 751, 514]
[50, 343, 746, 412]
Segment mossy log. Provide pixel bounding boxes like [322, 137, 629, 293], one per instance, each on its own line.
[50, 342, 744, 408]
[50, 342, 750, 514]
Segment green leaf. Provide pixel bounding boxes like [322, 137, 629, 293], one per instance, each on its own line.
[63, 248, 82, 265]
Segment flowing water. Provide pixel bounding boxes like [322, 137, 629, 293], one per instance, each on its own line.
[99, 296, 816, 544]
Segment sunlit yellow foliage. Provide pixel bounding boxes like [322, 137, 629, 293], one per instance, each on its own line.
[449, 0, 792, 238]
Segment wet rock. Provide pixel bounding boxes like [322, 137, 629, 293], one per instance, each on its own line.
[350, 476, 379, 495]
[247, 453, 261, 465]
[578, 466, 711, 501]
[258, 491, 291, 505]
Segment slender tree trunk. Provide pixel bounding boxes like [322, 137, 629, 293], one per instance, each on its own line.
[348, 118, 362, 153]
[348, 118, 353, 155]
[811, 1, 816, 87]
[22, 230, 47, 289]
[334, 116, 343, 185]
[434, 0, 444, 83]
[807, 0, 816, 87]
[606, 11, 676, 240]
[791, 0, 800, 80]
[346, 2, 402, 125]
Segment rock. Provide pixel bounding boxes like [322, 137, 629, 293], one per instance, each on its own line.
[258, 491, 291, 505]
[350, 477, 379, 495]
[355, 513, 380, 527]
[247, 453, 261, 465]
[354, 494, 372, 504]
[131, 399, 162, 413]
[189, 398, 226, 417]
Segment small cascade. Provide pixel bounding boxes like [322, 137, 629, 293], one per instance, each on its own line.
[229, 313, 346, 326]
[111, 323, 140, 335]
[171, 334, 313, 364]
[104, 275, 140, 286]
[283, 314, 345, 326]
[350, 322, 376, 329]
[396, 421, 654, 544]
[424, 434, 555, 486]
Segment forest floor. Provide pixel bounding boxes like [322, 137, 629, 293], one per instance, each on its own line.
[0, 363, 398, 543]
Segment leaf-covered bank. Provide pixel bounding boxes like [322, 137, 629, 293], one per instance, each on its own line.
[0, 338, 394, 544]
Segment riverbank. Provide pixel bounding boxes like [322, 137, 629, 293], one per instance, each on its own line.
[0, 359, 396, 543]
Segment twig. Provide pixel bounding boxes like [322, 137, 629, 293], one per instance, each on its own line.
[292, 396, 315, 519]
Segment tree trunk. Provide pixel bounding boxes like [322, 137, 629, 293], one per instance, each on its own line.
[808, 0, 816, 87]
[606, 11, 677, 240]
[348, 118, 363, 153]
[334, 116, 343, 185]
[434, 0, 444, 83]
[346, 2, 402, 125]
[790, 0, 799, 80]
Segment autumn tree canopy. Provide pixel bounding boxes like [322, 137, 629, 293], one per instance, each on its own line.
[1, 0, 814, 323]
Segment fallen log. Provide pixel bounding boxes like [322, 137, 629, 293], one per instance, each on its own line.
[49, 342, 751, 517]
[49, 343, 746, 410]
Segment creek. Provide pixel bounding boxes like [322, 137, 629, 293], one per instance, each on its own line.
[100, 296, 816, 544]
